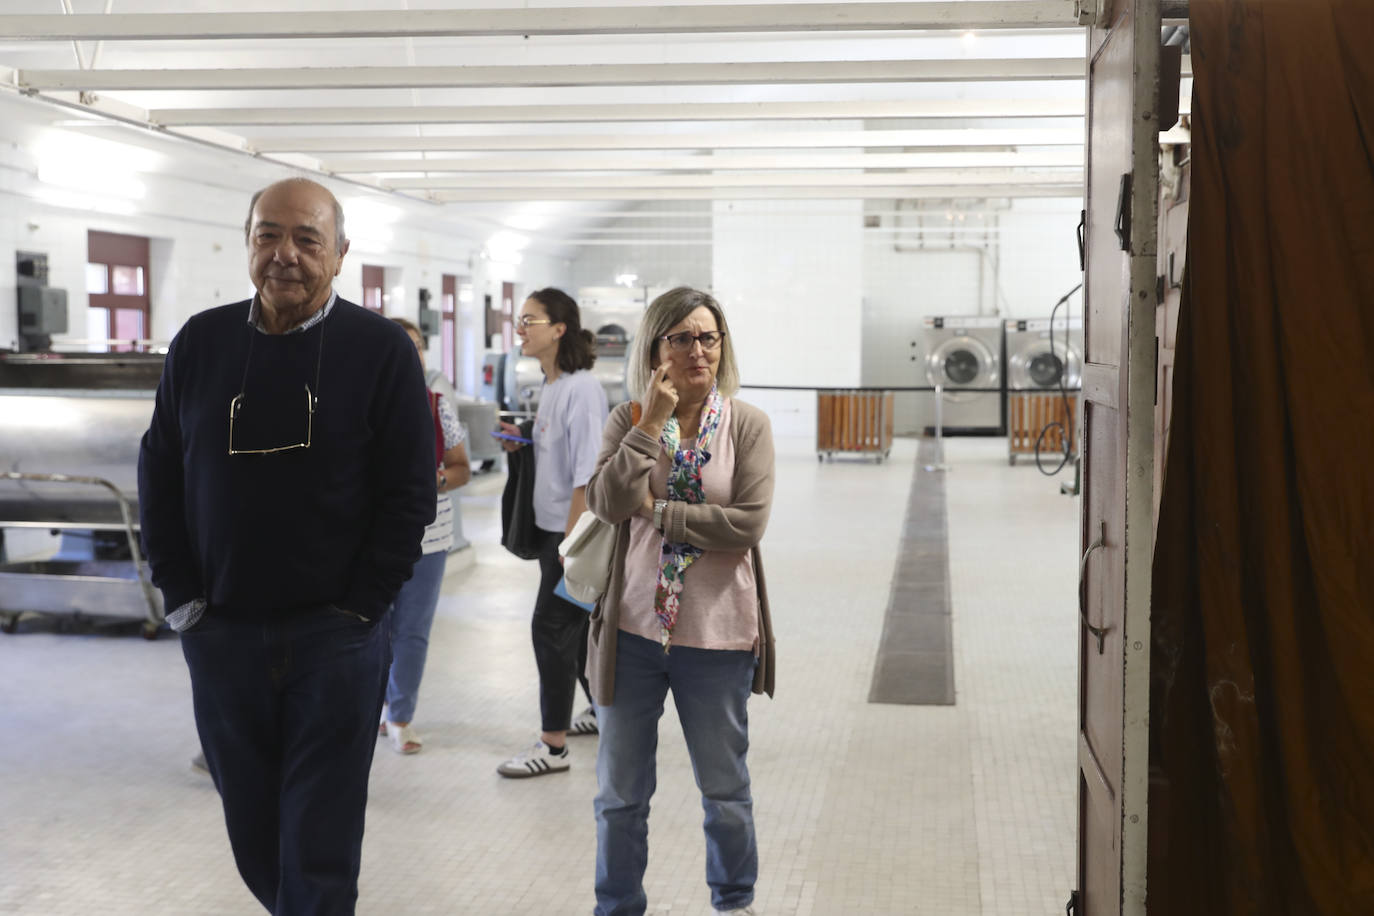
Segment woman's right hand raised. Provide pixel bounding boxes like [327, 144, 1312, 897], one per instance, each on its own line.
[639, 360, 678, 434]
[497, 420, 527, 452]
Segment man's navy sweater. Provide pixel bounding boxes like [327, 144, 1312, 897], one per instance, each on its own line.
[137, 298, 436, 621]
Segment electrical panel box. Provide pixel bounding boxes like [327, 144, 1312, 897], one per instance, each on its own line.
[418, 306, 441, 338]
[18, 286, 69, 334]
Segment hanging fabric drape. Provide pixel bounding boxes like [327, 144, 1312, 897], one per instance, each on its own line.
[1148, 1, 1374, 912]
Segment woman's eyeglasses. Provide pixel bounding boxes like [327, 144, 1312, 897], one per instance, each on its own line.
[660, 330, 725, 352]
[516, 316, 552, 330]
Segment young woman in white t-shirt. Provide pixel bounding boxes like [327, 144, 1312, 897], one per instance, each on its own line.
[495, 288, 610, 778]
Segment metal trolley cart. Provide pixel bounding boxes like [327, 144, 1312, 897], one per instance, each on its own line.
[0, 351, 166, 637]
[0, 471, 163, 638]
[816, 390, 894, 463]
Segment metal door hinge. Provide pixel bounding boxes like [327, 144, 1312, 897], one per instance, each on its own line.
[1075, 0, 1105, 26]
[1077, 209, 1086, 272]
[1114, 173, 1133, 252]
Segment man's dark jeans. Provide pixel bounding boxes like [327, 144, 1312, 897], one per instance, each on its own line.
[181, 604, 390, 915]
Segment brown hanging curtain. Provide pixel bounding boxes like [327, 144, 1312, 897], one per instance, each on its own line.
[1148, 0, 1374, 913]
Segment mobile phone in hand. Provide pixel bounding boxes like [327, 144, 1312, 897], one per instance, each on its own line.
[490, 430, 533, 445]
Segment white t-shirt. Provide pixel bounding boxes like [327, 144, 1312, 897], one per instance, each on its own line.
[532, 369, 609, 533]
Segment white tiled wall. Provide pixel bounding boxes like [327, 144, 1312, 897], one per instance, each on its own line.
[993, 199, 1085, 319]
[566, 202, 712, 292]
[712, 198, 865, 436]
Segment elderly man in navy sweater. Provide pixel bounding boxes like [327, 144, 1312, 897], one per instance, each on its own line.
[138, 177, 435, 915]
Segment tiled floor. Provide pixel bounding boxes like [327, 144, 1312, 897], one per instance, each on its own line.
[0, 436, 1078, 915]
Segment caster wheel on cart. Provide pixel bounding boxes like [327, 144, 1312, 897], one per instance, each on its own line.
[141, 622, 160, 641]
[1, 615, 18, 634]
[1008, 455, 1018, 466]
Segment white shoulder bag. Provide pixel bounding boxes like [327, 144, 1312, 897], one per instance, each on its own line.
[558, 510, 616, 603]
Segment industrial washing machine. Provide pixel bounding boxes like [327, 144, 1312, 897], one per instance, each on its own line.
[918, 316, 1004, 435]
[1004, 317, 1084, 465]
[1005, 316, 1083, 391]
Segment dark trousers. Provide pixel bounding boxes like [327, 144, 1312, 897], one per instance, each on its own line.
[533, 525, 593, 733]
[181, 604, 391, 916]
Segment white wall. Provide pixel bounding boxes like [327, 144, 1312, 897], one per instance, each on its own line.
[996, 198, 1085, 318]
[566, 202, 712, 292]
[713, 198, 865, 440]
[0, 96, 570, 399]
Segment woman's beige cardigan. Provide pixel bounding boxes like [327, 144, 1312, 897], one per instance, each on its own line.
[583, 398, 776, 705]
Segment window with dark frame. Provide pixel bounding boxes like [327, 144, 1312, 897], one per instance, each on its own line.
[362, 264, 384, 313]
[441, 273, 457, 387]
[87, 230, 151, 353]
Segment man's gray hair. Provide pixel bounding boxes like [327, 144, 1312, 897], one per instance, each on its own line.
[244, 177, 347, 251]
[625, 287, 740, 401]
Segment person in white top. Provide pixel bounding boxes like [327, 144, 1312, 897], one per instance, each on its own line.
[496, 288, 610, 778]
[379, 318, 470, 754]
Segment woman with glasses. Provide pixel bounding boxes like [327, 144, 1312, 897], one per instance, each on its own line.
[496, 288, 610, 778]
[583, 287, 775, 916]
[378, 318, 471, 754]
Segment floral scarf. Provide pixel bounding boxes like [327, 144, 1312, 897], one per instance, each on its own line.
[652, 384, 725, 650]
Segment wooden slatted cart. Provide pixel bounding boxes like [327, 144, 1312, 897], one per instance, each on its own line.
[1007, 390, 1080, 466]
[816, 390, 894, 462]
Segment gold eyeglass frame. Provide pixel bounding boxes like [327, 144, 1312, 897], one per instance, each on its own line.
[228, 384, 317, 455]
[228, 305, 326, 456]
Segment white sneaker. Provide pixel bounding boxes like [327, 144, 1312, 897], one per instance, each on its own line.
[569, 705, 599, 736]
[497, 739, 570, 778]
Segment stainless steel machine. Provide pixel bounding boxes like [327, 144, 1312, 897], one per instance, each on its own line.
[918, 316, 1005, 435]
[0, 348, 487, 634]
[0, 351, 164, 635]
[1005, 317, 1083, 391]
[495, 340, 630, 414]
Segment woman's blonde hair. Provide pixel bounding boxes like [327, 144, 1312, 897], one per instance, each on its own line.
[625, 287, 739, 401]
[391, 316, 422, 339]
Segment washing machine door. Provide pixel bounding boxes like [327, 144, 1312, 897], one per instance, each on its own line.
[925, 335, 1000, 402]
[1008, 334, 1082, 390]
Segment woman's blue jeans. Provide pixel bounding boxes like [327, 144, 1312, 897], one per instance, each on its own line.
[593, 630, 758, 916]
[385, 549, 447, 723]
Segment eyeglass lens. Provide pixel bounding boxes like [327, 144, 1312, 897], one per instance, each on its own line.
[664, 331, 723, 351]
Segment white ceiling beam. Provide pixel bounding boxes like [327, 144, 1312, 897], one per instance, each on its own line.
[149, 97, 1090, 127]
[18, 57, 1093, 92]
[501, 207, 1075, 222]
[430, 185, 1083, 201]
[254, 128, 1084, 154]
[324, 150, 1084, 173]
[0, 4, 1078, 41]
[383, 169, 1081, 190]
[543, 226, 1041, 244]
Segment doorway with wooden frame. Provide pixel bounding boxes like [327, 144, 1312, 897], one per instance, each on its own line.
[1075, 0, 1162, 911]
